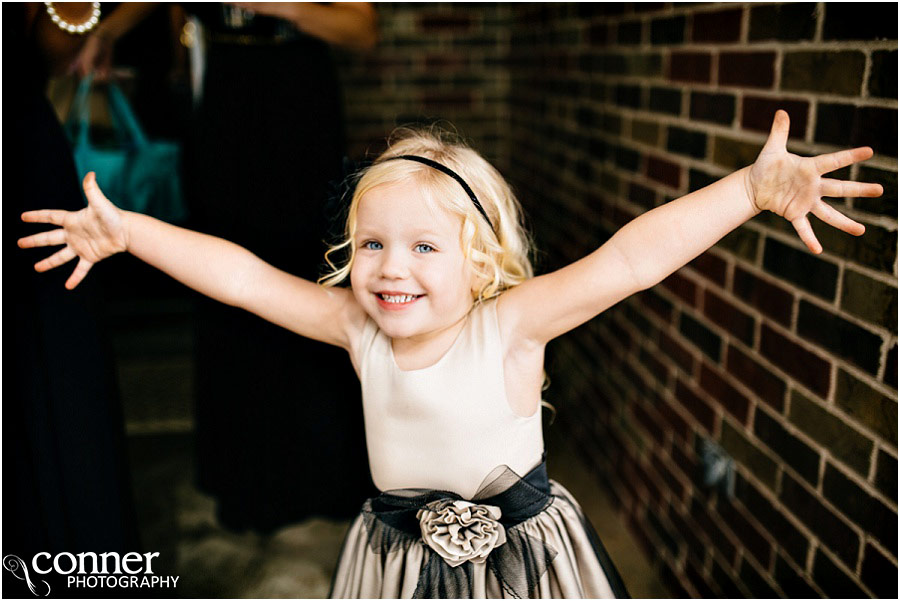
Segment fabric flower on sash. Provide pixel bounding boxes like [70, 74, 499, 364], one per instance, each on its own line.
[416, 499, 507, 567]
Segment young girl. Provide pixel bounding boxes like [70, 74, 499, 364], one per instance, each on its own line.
[19, 110, 881, 599]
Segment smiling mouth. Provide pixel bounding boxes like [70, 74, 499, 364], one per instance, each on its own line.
[377, 293, 423, 304]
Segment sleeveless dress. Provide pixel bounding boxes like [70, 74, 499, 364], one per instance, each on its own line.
[330, 300, 629, 598]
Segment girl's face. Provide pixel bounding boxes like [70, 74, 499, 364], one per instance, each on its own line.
[350, 179, 477, 343]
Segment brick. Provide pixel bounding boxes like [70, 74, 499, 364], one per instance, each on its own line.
[715, 226, 759, 262]
[760, 325, 831, 398]
[700, 362, 751, 423]
[773, 552, 821, 598]
[841, 270, 897, 332]
[749, 4, 817, 41]
[739, 556, 780, 598]
[711, 136, 759, 171]
[617, 19, 642, 45]
[782, 51, 866, 96]
[662, 271, 697, 306]
[418, 14, 473, 32]
[631, 119, 659, 146]
[652, 452, 688, 500]
[710, 557, 746, 597]
[648, 86, 682, 116]
[870, 50, 898, 99]
[657, 559, 691, 598]
[815, 104, 897, 158]
[719, 52, 776, 88]
[625, 302, 659, 339]
[420, 91, 473, 109]
[613, 84, 641, 108]
[720, 419, 778, 489]
[640, 288, 673, 322]
[683, 558, 717, 598]
[675, 378, 716, 433]
[823, 463, 897, 550]
[813, 221, 897, 275]
[671, 442, 702, 489]
[614, 145, 641, 172]
[860, 542, 899, 599]
[811, 549, 867, 598]
[692, 8, 742, 43]
[646, 509, 680, 555]
[855, 166, 897, 217]
[835, 369, 897, 442]
[669, 52, 712, 84]
[666, 126, 706, 159]
[646, 156, 681, 188]
[797, 300, 883, 375]
[734, 474, 810, 565]
[702, 290, 755, 347]
[632, 400, 666, 441]
[754, 407, 820, 485]
[688, 168, 718, 193]
[822, 4, 898, 41]
[886, 343, 897, 389]
[651, 15, 685, 45]
[762, 237, 838, 301]
[657, 395, 691, 442]
[780, 472, 860, 566]
[875, 450, 897, 502]
[732, 265, 792, 328]
[628, 182, 656, 209]
[688, 253, 727, 287]
[716, 496, 773, 566]
[690, 496, 738, 563]
[726, 344, 786, 412]
[689, 92, 735, 126]
[680, 312, 722, 362]
[670, 506, 708, 558]
[587, 23, 609, 46]
[742, 96, 809, 139]
[789, 390, 874, 477]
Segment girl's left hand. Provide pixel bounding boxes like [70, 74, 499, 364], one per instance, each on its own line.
[747, 110, 883, 254]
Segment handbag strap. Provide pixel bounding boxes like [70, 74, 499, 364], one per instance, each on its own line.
[65, 73, 148, 148]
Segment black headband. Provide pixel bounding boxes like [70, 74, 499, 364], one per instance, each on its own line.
[384, 155, 495, 233]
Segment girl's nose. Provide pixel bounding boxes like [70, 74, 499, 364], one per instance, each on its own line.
[379, 248, 410, 279]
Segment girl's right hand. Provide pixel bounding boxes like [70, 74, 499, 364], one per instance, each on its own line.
[18, 172, 128, 289]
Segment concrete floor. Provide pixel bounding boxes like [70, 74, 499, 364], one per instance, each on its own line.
[113, 275, 667, 598]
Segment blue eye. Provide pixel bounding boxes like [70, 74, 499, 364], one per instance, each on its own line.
[363, 240, 382, 250]
[415, 244, 435, 253]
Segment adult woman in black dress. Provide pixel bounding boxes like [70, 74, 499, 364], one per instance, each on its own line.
[5, 3, 153, 595]
[185, 3, 378, 533]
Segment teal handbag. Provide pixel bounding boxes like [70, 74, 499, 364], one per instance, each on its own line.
[66, 74, 188, 223]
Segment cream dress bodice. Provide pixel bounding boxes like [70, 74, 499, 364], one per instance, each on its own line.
[355, 298, 545, 500]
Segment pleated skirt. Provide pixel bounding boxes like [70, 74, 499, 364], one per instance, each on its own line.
[330, 480, 628, 599]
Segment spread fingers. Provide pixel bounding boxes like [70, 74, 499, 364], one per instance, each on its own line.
[35, 246, 76, 272]
[21, 209, 68, 226]
[812, 201, 866, 236]
[17, 228, 67, 249]
[821, 179, 884, 198]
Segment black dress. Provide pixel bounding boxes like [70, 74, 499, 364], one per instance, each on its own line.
[3, 4, 139, 597]
[186, 5, 373, 532]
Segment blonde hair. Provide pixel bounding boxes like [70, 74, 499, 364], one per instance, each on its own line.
[318, 126, 534, 302]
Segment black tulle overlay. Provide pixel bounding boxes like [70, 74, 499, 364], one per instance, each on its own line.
[346, 457, 629, 599]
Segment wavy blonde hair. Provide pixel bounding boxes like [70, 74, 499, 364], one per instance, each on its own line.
[318, 126, 534, 302]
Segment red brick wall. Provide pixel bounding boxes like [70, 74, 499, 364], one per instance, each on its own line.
[335, 3, 897, 597]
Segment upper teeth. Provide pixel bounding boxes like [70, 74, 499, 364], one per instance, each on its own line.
[381, 294, 416, 303]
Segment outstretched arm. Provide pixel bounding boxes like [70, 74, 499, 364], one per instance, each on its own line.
[500, 111, 883, 347]
[228, 2, 378, 49]
[18, 173, 364, 349]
